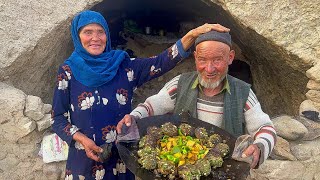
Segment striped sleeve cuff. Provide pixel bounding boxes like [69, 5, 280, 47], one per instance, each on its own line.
[253, 126, 277, 165]
[130, 103, 153, 119]
[176, 39, 191, 58]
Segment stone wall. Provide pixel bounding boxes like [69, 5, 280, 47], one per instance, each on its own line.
[0, 82, 65, 179]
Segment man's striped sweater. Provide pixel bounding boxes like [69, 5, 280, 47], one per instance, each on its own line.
[131, 75, 276, 164]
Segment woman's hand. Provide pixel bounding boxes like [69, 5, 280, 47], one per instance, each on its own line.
[181, 23, 230, 51]
[191, 23, 230, 38]
[73, 132, 103, 162]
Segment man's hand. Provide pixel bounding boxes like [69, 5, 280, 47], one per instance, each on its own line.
[116, 114, 134, 134]
[242, 144, 260, 169]
[73, 132, 103, 162]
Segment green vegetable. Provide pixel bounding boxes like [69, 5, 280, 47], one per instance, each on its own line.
[171, 146, 181, 154]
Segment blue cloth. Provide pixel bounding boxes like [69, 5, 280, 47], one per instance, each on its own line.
[65, 10, 129, 87]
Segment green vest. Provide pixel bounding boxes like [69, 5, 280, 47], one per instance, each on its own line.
[173, 72, 251, 137]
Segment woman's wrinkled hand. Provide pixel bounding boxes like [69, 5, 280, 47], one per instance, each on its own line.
[73, 132, 103, 162]
[192, 23, 230, 38]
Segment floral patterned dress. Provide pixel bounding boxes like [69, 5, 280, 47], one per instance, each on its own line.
[52, 42, 188, 180]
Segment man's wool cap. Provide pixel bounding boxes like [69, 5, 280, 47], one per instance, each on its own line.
[195, 31, 232, 47]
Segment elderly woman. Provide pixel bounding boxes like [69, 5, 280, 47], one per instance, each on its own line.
[52, 10, 229, 180]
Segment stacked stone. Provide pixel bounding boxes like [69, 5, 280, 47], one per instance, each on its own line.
[0, 82, 65, 180]
[249, 100, 320, 180]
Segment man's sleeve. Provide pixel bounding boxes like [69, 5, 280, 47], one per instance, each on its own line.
[130, 75, 181, 118]
[244, 89, 277, 165]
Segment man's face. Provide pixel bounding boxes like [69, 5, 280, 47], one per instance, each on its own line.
[194, 41, 235, 89]
[79, 23, 107, 56]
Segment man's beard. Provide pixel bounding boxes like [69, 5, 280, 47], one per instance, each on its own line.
[198, 72, 227, 90]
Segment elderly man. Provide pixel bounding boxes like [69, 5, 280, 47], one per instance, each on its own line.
[117, 30, 276, 169]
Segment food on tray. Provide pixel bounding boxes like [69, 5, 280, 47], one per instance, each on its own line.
[137, 122, 230, 180]
[161, 122, 178, 137]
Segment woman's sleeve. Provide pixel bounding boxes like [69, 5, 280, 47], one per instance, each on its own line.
[130, 39, 191, 87]
[51, 65, 79, 145]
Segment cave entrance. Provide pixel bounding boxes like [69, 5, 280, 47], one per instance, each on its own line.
[86, 0, 308, 116]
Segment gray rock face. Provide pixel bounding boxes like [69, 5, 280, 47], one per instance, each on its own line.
[273, 115, 308, 140]
[208, 0, 319, 116]
[0, 0, 102, 103]
[291, 138, 320, 161]
[0, 82, 26, 124]
[250, 160, 305, 180]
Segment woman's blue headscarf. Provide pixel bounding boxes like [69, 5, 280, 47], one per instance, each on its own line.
[65, 10, 129, 87]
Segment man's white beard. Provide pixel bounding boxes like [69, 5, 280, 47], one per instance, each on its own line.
[198, 73, 226, 90]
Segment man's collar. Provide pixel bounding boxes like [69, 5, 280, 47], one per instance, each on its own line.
[191, 76, 231, 94]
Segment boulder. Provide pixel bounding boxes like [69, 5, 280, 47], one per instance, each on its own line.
[272, 115, 308, 140]
[250, 160, 305, 180]
[42, 104, 52, 114]
[299, 100, 319, 115]
[0, 154, 19, 172]
[37, 114, 52, 131]
[0, 82, 26, 124]
[290, 138, 320, 161]
[269, 136, 296, 161]
[25, 95, 45, 121]
[297, 116, 320, 141]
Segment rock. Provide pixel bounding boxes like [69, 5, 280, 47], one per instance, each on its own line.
[32, 157, 44, 172]
[299, 100, 319, 115]
[25, 95, 45, 121]
[1, 117, 36, 142]
[17, 129, 43, 145]
[269, 136, 297, 161]
[0, 154, 19, 172]
[297, 116, 320, 141]
[306, 90, 320, 104]
[0, 82, 26, 124]
[307, 80, 320, 90]
[272, 115, 308, 140]
[43, 163, 63, 180]
[290, 138, 320, 161]
[42, 104, 52, 114]
[23, 120, 37, 133]
[301, 154, 320, 180]
[314, 172, 320, 180]
[37, 114, 52, 131]
[13, 143, 39, 161]
[0, 83, 36, 142]
[250, 160, 305, 180]
[306, 63, 320, 82]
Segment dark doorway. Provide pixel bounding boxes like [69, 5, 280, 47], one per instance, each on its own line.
[229, 59, 253, 85]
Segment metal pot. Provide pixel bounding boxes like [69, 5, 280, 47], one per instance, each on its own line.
[116, 114, 250, 180]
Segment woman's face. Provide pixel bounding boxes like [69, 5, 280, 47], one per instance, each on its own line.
[79, 23, 107, 56]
